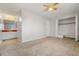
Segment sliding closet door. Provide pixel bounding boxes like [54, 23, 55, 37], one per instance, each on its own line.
[58, 17, 75, 38]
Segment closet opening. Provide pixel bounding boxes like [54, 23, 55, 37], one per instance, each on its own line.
[57, 16, 77, 41]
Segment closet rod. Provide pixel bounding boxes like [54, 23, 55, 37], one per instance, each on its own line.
[59, 22, 75, 25]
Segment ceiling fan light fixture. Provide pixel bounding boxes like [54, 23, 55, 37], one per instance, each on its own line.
[48, 8, 53, 11]
[43, 3, 59, 12]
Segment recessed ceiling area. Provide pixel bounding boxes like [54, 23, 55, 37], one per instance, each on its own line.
[0, 3, 79, 19]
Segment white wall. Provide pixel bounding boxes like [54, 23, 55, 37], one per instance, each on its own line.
[45, 19, 51, 36]
[22, 10, 49, 42]
[0, 10, 51, 42]
[50, 19, 56, 37]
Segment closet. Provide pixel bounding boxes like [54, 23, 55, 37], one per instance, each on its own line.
[57, 16, 79, 41]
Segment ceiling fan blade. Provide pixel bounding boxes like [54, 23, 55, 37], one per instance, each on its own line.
[43, 3, 59, 12]
[43, 5, 48, 7]
[52, 8, 58, 10]
[43, 5, 49, 11]
[44, 8, 49, 11]
[50, 3, 59, 7]
[53, 3, 59, 6]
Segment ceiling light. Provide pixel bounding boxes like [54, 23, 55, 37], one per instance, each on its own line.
[43, 3, 59, 12]
[48, 8, 53, 11]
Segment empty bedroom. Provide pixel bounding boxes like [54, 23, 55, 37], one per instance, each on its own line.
[0, 3, 79, 56]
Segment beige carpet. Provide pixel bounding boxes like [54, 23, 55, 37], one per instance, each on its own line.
[0, 37, 79, 56]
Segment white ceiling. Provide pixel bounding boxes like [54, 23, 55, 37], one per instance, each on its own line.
[0, 3, 79, 19]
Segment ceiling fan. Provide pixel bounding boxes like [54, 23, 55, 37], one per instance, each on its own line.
[43, 3, 59, 11]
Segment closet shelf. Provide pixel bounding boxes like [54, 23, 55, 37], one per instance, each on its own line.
[59, 22, 75, 25]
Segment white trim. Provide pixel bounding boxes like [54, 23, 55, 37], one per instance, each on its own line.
[58, 15, 76, 21]
[75, 15, 79, 41]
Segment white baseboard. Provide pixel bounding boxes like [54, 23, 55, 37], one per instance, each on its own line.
[22, 35, 47, 43]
